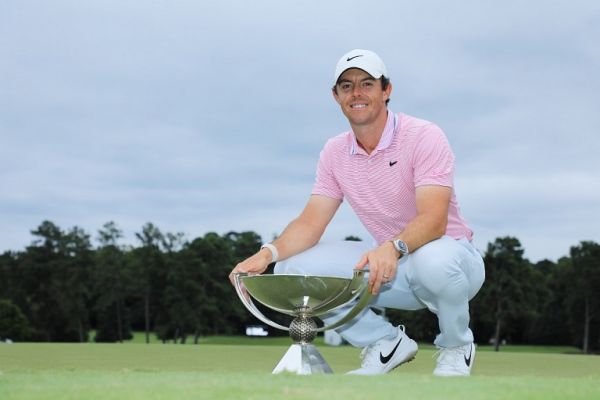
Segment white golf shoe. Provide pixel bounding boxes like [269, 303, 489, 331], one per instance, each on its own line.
[433, 342, 476, 377]
[347, 325, 418, 375]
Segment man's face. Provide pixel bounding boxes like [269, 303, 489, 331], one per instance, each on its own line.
[333, 68, 391, 127]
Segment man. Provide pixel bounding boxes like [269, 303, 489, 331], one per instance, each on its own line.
[229, 49, 485, 377]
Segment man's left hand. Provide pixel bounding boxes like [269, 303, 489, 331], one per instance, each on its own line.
[355, 241, 399, 295]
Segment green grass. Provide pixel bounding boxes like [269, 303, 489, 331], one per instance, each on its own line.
[126, 331, 304, 346]
[125, 331, 584, 353]
[1, 341, 598, 400]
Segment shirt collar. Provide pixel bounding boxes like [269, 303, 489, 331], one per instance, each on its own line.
[349, 110, 397, 155]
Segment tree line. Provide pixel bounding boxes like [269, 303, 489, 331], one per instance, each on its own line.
[0, 221, 598, 353]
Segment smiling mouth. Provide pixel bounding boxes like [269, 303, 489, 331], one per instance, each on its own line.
[350, 104, 367, 109]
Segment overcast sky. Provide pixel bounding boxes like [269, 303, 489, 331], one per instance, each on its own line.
[2, 0, 599, 262]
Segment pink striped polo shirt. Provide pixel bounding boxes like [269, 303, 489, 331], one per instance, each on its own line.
[312, 110, 473, 244]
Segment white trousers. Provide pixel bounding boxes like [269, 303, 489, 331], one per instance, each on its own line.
[274, 236, 485, 348]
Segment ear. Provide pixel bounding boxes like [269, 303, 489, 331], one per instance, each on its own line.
[383, 82, 392, 102]
[332, 88, 342, 105]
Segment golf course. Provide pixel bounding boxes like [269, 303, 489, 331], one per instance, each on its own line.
[1, 337, 598, 400]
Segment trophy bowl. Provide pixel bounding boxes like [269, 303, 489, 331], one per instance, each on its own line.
[233, 269, 371, 374]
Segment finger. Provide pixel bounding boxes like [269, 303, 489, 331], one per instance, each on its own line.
[228, 269, 238, 285]
[240, 285, 251, 301]
[371, 263, 389, 294]
[371, 272, 383, 295]
[368, 263, 378, 287]
[228, 265, 246, 284]
[381, 269, 391, 282]
[385, 264, 397, 281]
[354, 253, 369, 270]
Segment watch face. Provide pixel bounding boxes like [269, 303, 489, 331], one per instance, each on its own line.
[394, 240, 408, 254]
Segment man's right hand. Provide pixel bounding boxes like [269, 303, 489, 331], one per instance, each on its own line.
[228, 248, 273, 285]
[228, 195, 341, 286]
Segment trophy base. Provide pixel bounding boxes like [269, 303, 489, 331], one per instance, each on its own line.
[272, 343, 333, 375]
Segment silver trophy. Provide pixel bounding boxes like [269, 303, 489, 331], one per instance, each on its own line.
[233, 269, 372, 374]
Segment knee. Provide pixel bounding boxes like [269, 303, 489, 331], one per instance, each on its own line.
[407, 239, 467, 295]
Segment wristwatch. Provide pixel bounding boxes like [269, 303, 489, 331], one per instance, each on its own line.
[391, 239, 409, 258]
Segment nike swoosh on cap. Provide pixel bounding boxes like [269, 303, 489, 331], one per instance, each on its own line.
[379, 336, 403, 364]
[347, 55, 363, 62]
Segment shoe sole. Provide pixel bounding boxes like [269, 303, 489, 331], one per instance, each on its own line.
[389, 354, 416, 372]
[346, 348, 418, 376]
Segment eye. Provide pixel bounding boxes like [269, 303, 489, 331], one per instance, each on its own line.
[340, 83, 352, 91]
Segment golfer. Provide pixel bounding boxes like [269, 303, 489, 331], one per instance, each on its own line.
[230, 49, 485, 377]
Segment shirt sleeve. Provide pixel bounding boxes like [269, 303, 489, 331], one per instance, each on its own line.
[311, 140, 344, 200]
[412, 124, 455, 188]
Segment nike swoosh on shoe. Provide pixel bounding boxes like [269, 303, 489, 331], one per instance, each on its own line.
[379, 337, 403, 364]
[464, 344, 473, 367]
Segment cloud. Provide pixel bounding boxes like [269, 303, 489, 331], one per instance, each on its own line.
[1, 0, 599, 262]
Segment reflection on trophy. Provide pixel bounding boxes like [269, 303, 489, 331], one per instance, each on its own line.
[233, 270, 371, 374]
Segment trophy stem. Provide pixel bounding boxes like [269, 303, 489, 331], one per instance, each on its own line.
[272, 343, 333, 375]
[271, 307, 334, 374]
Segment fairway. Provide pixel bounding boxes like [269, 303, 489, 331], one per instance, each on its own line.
[1, 341, 599, 400]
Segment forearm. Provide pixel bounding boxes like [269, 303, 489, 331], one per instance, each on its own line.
[391, 185, 451, 254]
[256, 194, 341, 263]
[393, 211, 447, 254]
[266, 216, 325, 261]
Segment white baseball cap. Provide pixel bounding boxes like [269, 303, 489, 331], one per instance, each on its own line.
[334, 49, 388, 84]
